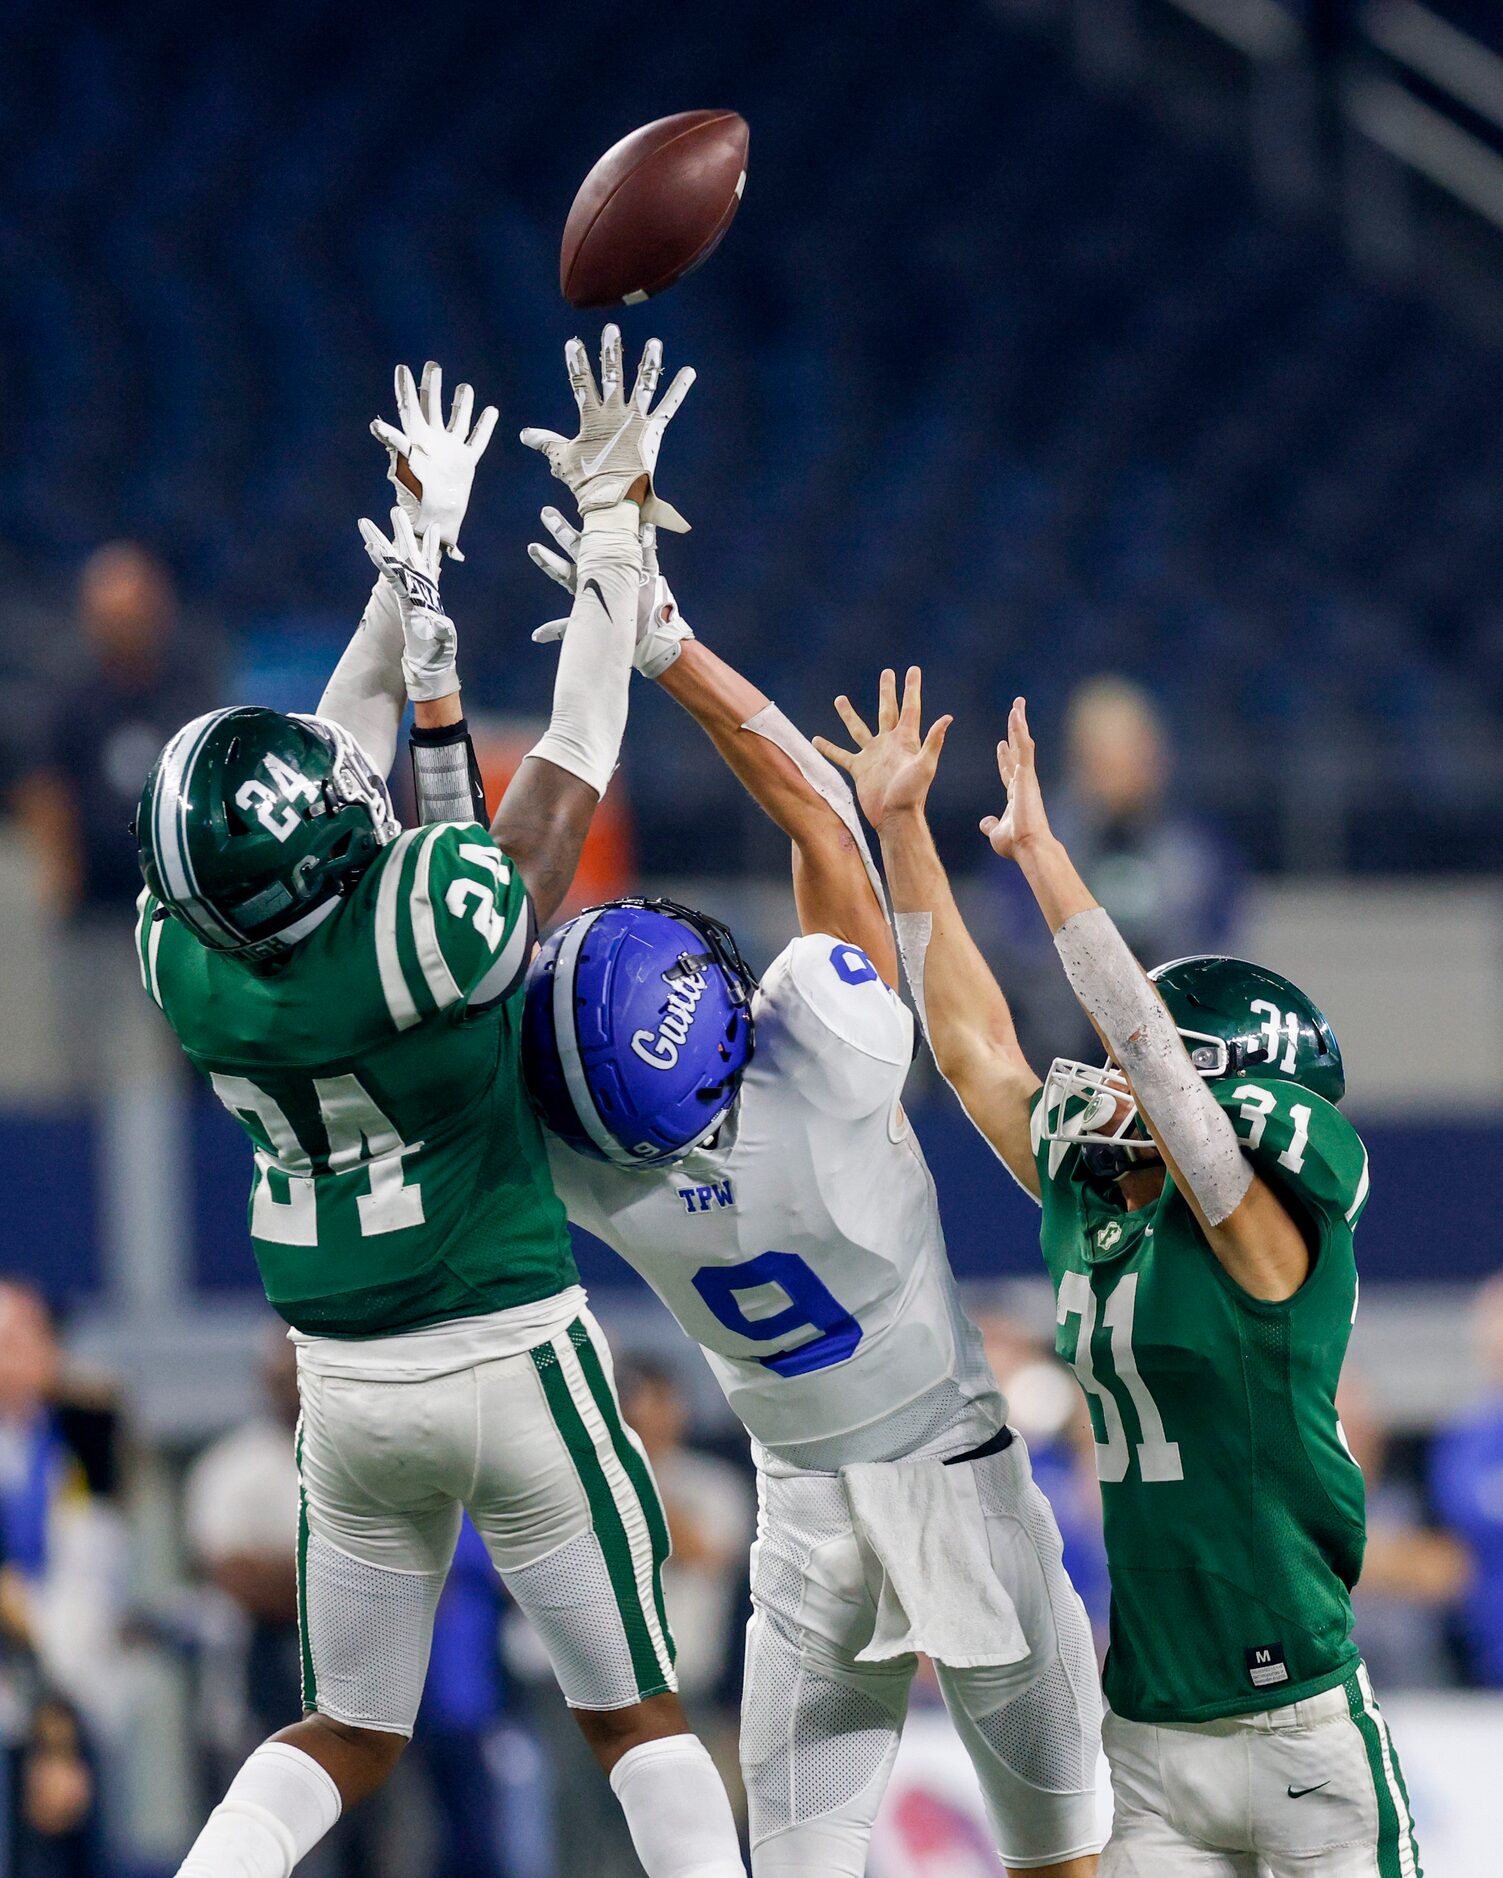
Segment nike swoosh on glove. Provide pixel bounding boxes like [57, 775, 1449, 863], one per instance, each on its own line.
[528, 511, 693, 680]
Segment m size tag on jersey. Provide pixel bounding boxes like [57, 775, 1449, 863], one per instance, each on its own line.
[1245, 1642, 1290, 1690]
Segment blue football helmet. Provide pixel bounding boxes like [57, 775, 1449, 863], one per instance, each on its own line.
[523, 897, 758, 1168]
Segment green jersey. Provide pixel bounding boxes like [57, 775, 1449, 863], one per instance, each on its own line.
[137, 820, 575, 1337]
[1031, 1076, 1370, 1723]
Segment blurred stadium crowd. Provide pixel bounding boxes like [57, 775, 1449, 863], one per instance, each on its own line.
[3, 0, 1503, 1871]
[5, 1277, 1503, 1872]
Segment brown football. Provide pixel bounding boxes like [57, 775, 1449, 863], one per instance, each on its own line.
[561, 110, 749, 309]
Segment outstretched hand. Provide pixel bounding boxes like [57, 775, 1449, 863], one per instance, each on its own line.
[980, 697, 1052, 860]
[813, 666, 952, 832]
[371, 361, 498, 563]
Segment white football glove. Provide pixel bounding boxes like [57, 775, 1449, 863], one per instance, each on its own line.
[370, 361, 498, 563]
[357, 508, 459, 702]
[529, 509, 692, 680]
[519, 324, 695, 532]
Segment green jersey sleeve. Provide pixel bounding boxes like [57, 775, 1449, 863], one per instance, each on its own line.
[1215, 1077, 1370, 1239]
[1029, 1082, 1085, 1193]
[378, 821, 534, 1028]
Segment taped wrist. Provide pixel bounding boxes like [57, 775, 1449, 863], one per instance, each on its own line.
[410, 718, 487, 826]
[1053, 907, 1251, 1225]
[742, 702, 888, 912]
[529, 501, 641, 796]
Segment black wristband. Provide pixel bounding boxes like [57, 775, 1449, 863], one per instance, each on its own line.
[409, 716, 472, 748]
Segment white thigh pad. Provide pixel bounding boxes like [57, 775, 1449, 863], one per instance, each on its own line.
[503, 1528, 658, 1711]
[742, 1606, 910, 1860]
[933, 1439, 1105, 1865]
[300, 1532, 447, 1737]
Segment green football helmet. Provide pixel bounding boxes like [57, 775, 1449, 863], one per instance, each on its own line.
[1149, 955, 1344, 1103]
[1037, 954, 1344, 1178]
[137, 707, 398, 959]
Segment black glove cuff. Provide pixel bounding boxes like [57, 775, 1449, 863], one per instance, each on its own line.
[410, 718, 488, 825]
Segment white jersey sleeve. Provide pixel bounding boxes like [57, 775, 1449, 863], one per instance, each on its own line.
[757, 935, 913, 1120]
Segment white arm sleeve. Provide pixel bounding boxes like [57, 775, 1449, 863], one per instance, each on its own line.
[528, 502, 641, 796]
[892, 910, 932, 1039]
[741, 702, 889, 912]
[1053, 907, 1251, 1226]
[316, 577, 406, 776]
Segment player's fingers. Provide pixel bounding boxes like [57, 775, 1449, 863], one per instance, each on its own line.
[653, 365, 695, 425]
[979, 814, 1003, 847]
[448, 381, 474, 436]
[527, 542, 577, 593]
[531, 618, 568, 645]
[357, 517, 391, 570]
[370, 418, 408, 455]
[565, 336, 598, 410]
[811, 734, 855, 773]
[1012, 696, 1034, 758]
[540, 506, 581, 557]
[877, 667, 899, 733]
[833, 695, 874, 747]
[420, 361, 443, 429]
[519, 426, 566, 459]
[390, 507, 420, 560]
[633, 337, 664, 411]
[394, 363, 420, 432]
[468, 404, 499, 457]
[599, 323, 623, 403]
[921, 713, 953, 764]
[900, 665, 924, 733]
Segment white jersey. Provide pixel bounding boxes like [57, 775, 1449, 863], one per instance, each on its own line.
[549, 934, 1005, 1471]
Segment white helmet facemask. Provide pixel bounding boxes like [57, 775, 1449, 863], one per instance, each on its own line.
[295, 714, 400, 846]
[1037, 1025, 1231, 1150]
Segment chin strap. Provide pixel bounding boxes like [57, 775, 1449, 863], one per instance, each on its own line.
[410, 718, 488, 826]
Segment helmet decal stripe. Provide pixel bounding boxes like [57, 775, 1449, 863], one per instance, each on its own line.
[552, 908, 636, 1164]
[408, 826, 463, 1013]
[153, 709, 243, 945]
[374, 829, 426, 1031]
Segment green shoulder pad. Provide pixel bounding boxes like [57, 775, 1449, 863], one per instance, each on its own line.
[375, 822, 532, 1030]
[1217, 1077, 1370, 1233]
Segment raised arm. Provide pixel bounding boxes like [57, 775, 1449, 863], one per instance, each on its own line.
[659, 641, 896, 984]
[524, 514, 897, 982]
[383, 331, 693, 926]
[815, 667, 1041, 1193]
[319, 362, 498, 777]
[981, 696, 1311, 1300]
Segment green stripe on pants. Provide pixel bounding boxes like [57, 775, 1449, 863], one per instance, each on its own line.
[295, 1420, 316, 1711]
[568, 1318, 676, 1664]
[531, 1334, 671, 1700]
[1344, 1671, 1407, 1878]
